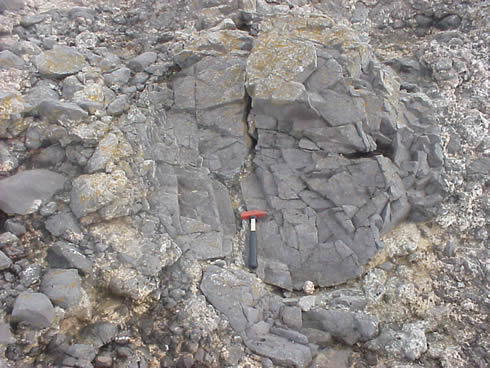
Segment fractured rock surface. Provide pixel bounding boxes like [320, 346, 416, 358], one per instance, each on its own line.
[242, 15, 444, 289]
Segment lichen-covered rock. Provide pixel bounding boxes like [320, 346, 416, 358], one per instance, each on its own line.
[0, 169, 66, 215]
[70, 171, 135, 219]
[242, 14, 444, 289]
[33, 46, 87, 78]
[0, 91, 24, 137]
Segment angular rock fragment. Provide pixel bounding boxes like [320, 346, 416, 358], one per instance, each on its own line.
[303, 308, 379, 345]
[38, 100, 88, 126]
[0, 250, 12, 270]
[33, 46, 87, 78]
[0, 169, 66, 215]
[0, 91, 24, 137]
[128, 51, 157, 72]
[11, 292, 55, 329]
[0, 50, 25, 69]
[47, 241, 92, 275]
[41, 268, 83, 310]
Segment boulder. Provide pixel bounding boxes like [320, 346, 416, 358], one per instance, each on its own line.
[0, 169, 66, 215]
[37, 100, 88, 126]
[34, 46, 87, 78]
[0, 250, 12, 270]
[11, 292, 55, 329]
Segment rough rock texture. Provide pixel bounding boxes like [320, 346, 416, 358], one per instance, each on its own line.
[0, 169, 66, 214]
[0, 0, 487, 367]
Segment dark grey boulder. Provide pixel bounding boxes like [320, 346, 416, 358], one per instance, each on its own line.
[303, 308, 379, 346]
[40, 268, 83, 310]
[0, 169, 66, 215]
[47, 241, 92, 275]
[79, 322, 118, 349]
[436, 14, 461, 30]
[11, 292, 55, 329]
[104, 67, 131, 87]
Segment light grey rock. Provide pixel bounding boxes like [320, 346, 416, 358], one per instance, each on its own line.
[47, 241, 91, 274]
[0, 250, 12, 270]
[200, 265, 268, 334]
[280, 306, 303, 329]
[303, 308, 379, 346]
[70, 171, 128, 218]
[107, 94, 129, 116]
[310, 348, 352, 368]
[11, 292, 55, 329]
[41, 268, 83, 310]
[270, 326, 309, 344]
[38, 100, 88, 126]
[365, 323, 427, 361]
[301, 327, 333, 347]
[0, 50, 25, 69]
[0, 232, 18, 245]
[20, 13, 47, 27]
[0, 323, 14, 344]
[34, 46, 87, 78]
[0, 169, 66, 215]
[0, 91, 24, 137]
[104, 67, 131, 87]
[128, 51, 158, 72]
[245, 334, 312, 368]
[62, 75, 84, 100]
[19, 263, 42, 287]
[0, 0, 24, 11]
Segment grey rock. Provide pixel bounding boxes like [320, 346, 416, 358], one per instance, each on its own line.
[466, 157, 490, 178]
[269, 326, 309, 344]
[0, 323, 14, 344]
[62, 75, 84, 100]
[0, 50, 25, 69]
[47, 241, 92, 275]
[0, 232, 18, 246]
[70, 172, 128, 218]
[0, 141, 18, 173]
[0, 0, 24, 11]
[24, 82, 59, 113]
[303, 308, 379, 345]
[246, 321, 271, 338]
[4, 219, 26, 236]
[436, 14, 461, 30]
[301, 328, 333, 347]
[41, 268, 83, 309]
[415, 14, 433, 27]
[200, 265, 268, 333]
[20, 14, 47, 27]
[0, 250, 12, 270]
[0, 169, 66, 215]
[45, 212, 82, 241]
[32, 144, 65, 167]
[280, 306, 303, 329]
[107, 95, 130, 116]
[128, 51, 158, 72]
[19, 263, 42, 287]
[61, 344, 97, 367]
[104, 67, 132, 87]
[365, 323, 427, 361]
[11, 292, 55, 329]
[245, 334, 312, 368]
[310, 348, 352, 368]
[38, 100, 88, 126]
[80, 322, 118, 349]
[264, 260, 293, 291]
[34, 46, 87, 78]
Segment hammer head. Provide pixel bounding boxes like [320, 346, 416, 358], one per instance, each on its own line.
[240, 210, 266, 220]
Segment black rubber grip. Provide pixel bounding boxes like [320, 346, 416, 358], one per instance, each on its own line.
[248, 230, 257, 269]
